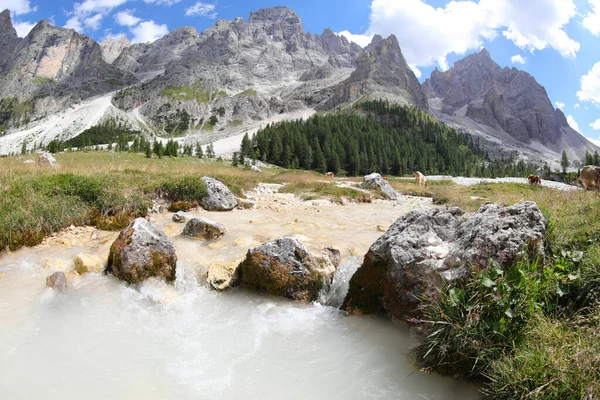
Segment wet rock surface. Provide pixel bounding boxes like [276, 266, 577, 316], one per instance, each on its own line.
[182, 218, 227, 241]
[74, 253, 105, 274]
[106, 218, 177, 284]
[172, 211, 188, 223]
[343, 201, 546, 323]
[46, 271, 67, 291]
[238, 237, 339, 301]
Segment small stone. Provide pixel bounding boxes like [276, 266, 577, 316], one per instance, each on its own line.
[172, 211, 187, 223]
[349, 247, 362, 257]
[46, 272, 67, 292]
[74, 253, 105, 274]
[182, 218, 227, 241]
[233, 237, 246, 247]
[207, 262, 240, 290]
[377, 225, 386, 232]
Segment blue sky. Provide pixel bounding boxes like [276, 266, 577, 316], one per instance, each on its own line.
[3, 0, 600, 143]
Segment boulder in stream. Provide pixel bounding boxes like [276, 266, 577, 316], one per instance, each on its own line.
[106, 218, 177, 284]
[74, 253, 105, 274]
[342, 202, 546, 323]
[238, 237, 340, 301]
[361, 173, 397, 200]
[200, 177, 238, 211]
[46, 271, 67, 291]
[207, 262, 240, 291]
[182, 218, 226, 241]
[172, 211, 188, 223]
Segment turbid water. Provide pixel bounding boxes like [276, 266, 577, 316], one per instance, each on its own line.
[0, 188, 480, 399]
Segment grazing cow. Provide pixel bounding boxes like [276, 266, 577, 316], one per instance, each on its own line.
[382, 176, 388, 181]
[527, 174, 541, 185]
[578, 166, 600, 193]
[414, 171, 427, 187]
[325, 172, 335, 178]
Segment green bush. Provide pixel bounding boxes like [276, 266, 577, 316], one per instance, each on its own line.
[160, 176, 208, 202]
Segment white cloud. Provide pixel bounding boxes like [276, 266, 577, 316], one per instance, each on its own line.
[575, 103, 581, 109]
[63, 0, 128, 32]
[409, 64, 422, 78]
[554, 101, 565, 109]
[102, 31, 128, 41]
[511, 54, 526, 64]
[337, 30, 374, 48]
[567, 115, 581, 133]
[114, 10, 141, 27]
[185, 2, 217, 18]
[592, 119, 600, 130]
[577, 62, 600, 107]
[13, 20, 35, 37]
[84, 13, 103, 30]
[130, 20, 168, 43]
[340, 0, 580, 70]
[143, 0, 182, 6]
[0, 0, 35, 16]
[584, 0, 600, 36]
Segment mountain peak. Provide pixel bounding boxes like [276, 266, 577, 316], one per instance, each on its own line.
[248, 6, 299, 23]
[0, 9, 16, 37]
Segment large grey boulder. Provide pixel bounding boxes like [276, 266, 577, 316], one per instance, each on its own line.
[361, 173, 397, 200]
[200, 177, 238, 211]
[46, 271, 67, 292]
[38, 152, 57, 168]
[182, 217, 226, 241]
[238, 237, 340, 301]
[106, 218, 177, 284]
[343, 201, 546, 323]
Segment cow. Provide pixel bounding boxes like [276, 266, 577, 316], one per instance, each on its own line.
[414, 171, 427, 187]
[325, 172, 335, 178]
[527, 174, 541, 185]
[578, 166, 600, 193]
[382, 176, 388, 181]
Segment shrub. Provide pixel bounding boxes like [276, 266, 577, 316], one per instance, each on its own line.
[160, 176, 208, 203]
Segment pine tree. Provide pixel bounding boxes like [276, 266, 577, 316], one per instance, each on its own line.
[232, 152, 239, 167]
[561, 150, 569, 174]
[20, 142, 26, 155]
[145, 143, 152, 158]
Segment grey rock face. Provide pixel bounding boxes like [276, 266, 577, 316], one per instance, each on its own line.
[319, 35, 428, 111]
[46, 271, 67, 292]
[182, 217, 226, 241]
[361, 173, 397, 200]
[38, 152, 56, 168]
[238, 237, 339, 301]
[200, 177, 238, 211]
[106, 218, 177, 284]
[343, 202, 546, 323]
[100, 35, 130, 64]
[0, 12, 137, 129]
[424, 48, 599, 160]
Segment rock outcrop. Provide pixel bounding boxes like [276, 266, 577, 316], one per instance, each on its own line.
[38, 152, 56, 168]
[46, 271, 67, 291]
[238, 237, 339, 301]
[74, 253, 105, 274]
[200, 177, 238, 211]
[100, 35, 131, 64]
[182, 217, 226, 241]
[361, 173, 397, 200]
[424, 48, 599, 162]
[342, 202, 546, 323]
[106, 218, 177, 284]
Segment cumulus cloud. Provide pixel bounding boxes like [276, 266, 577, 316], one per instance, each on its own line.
[63, 0, 128, 32]
[185, 2, 217, 18]
[13, 20, 35, 37]
[577, 62, 600, 107]
[554, 101, 565, 109]
[337, 30, 374, 48]
[0, 0, 35, 15]
[130, 20, 168, 43]
[511, 54, 526, 64]
[584, 0, 600, 36]
[592, 119, 600, 130]
[586, 136, 600, 147]
[114, 9, 141, 27]
[340, 0, 580, 70]
[567, 115, 581, 133]
[575, 103, 581, 109]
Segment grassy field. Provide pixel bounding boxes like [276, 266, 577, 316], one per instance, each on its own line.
[2, 152, 600, 398]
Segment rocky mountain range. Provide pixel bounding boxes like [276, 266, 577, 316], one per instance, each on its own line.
[0, 6, 595, 164]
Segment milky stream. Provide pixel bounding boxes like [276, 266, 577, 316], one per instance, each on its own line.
[0, 193, 480, 399]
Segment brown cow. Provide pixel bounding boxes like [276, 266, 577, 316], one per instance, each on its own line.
[528, 174, 541, 185]
[414, 171, 427, 187]
[325, 172, 335, 178]
[382, 176, 388, 181]
[578, 166, 600, 192]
